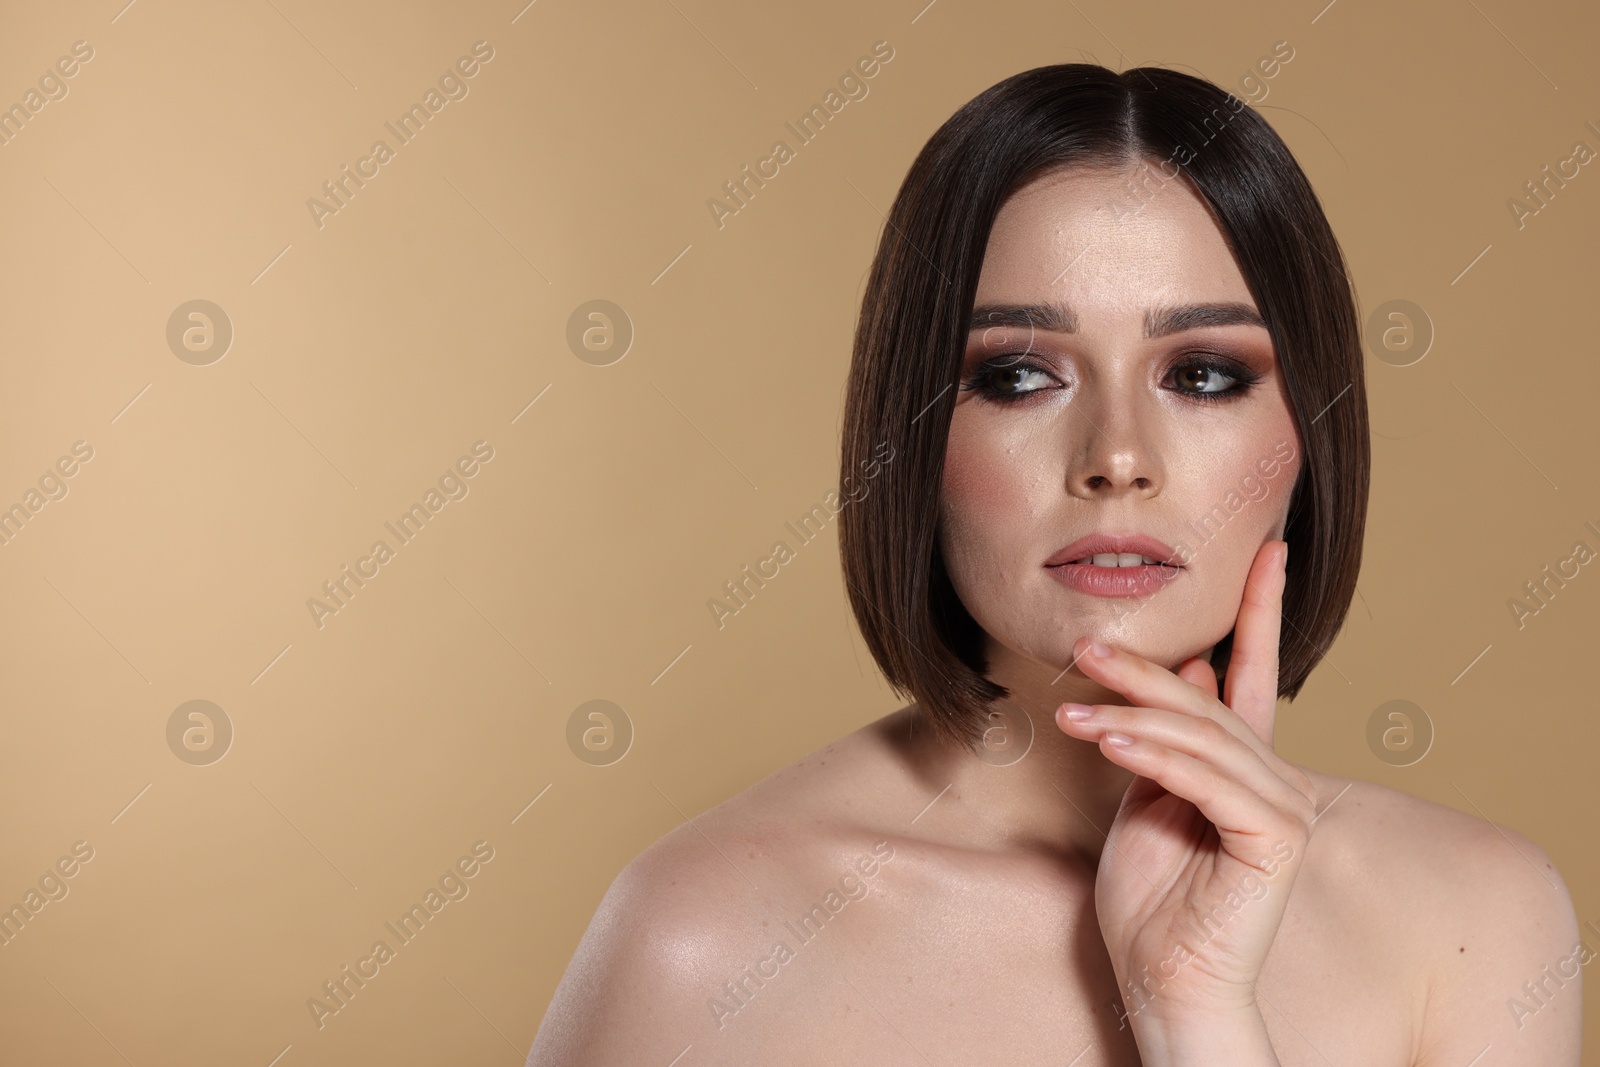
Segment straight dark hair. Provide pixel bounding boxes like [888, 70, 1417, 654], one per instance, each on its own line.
[838, 63, 1368, 748]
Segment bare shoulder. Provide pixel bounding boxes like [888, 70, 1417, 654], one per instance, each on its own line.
[1300, 768, 1575, 917]
[525, 718, 905, 1066]
[1298, 769, 1582, 1064]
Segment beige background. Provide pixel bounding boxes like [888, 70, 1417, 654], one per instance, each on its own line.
[0, 0, 1595, 1063]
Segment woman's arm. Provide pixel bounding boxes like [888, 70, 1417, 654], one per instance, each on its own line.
[1057, 540, 1311, 1064]
[1122, 1005, 1283, 1065]
[524, 832, 734, 1066]
[1411, 822, 1581, 1066]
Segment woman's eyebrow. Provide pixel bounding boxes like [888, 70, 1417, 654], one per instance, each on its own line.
[967, 300, 1268, 338]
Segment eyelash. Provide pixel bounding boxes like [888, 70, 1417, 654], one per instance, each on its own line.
[959, 352, 1265, 405]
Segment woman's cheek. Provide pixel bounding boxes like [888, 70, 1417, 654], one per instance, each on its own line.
[941, 435, 1006, 533]
[938, 462, 1024, 609]
[937, 491, 995, 583]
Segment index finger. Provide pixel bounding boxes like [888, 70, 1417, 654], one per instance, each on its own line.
[1223, 538, 1288, 746]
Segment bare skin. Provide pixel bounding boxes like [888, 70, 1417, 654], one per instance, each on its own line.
[527, 720, 1579, 1065]
[525, 165, 1581, 1065]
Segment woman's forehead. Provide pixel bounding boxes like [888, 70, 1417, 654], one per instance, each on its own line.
[978, 170, 1255, 319]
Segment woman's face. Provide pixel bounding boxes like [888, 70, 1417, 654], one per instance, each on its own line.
[938, 162, 1302, 678]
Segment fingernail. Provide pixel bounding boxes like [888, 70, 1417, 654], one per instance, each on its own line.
[1088, 639, 1111, 658]
[1104, 731, 1133, 746]
[1062, 703, 1093, 721]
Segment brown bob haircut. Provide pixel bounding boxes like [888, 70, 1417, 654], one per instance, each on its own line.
[838, 63, 1369, 748]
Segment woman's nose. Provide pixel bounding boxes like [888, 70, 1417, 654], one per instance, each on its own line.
[1062, 391, 1162, 498]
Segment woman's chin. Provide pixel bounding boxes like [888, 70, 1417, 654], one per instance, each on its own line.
[1040, 632, 1218, 677]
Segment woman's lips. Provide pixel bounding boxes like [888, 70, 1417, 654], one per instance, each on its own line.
[1045, 560, 1183, 598]
[1044, 534, 1182, 568]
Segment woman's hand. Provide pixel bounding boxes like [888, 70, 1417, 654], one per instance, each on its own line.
[1054, 539, 1316, 1038]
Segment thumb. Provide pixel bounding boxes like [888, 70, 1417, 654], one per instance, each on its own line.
[1177, 656, 1220, 699]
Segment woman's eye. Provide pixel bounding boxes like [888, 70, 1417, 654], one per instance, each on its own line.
[962, 358, 1057, 400]
[961, 353, 1262, 405]
[1168, 357, 1264, 401]
[1172, 361, 1240, 395]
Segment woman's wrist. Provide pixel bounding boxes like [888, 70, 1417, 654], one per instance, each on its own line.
[1125, 1003, 1281, 1066]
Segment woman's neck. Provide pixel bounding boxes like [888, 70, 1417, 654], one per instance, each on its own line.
[886, 639, 1213, 869]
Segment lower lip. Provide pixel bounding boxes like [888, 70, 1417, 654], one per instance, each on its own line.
[1045, 562, 1183, 598]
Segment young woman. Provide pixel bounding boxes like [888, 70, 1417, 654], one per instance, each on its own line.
[526, 64, 1582, 1065]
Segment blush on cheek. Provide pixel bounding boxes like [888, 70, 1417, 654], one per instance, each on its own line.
[946, 464, 1010, 511]
[940, 436, 1003, 513]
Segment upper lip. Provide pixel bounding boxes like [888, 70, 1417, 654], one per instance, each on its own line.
[1044, 533, 1184, 568]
